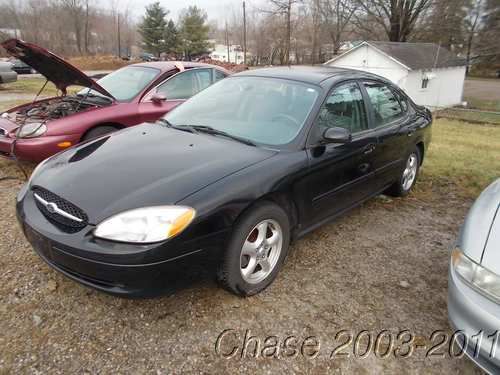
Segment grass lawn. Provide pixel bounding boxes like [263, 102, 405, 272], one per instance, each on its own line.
[0, 118, 498, 200]
[0, 78, 84, 99]
[0, 78, 59, 96]
[419, 118, 500, 198]
[435, 108, 500, 125]
[464, 97, 500, 112]
[0, 100, 26, 112]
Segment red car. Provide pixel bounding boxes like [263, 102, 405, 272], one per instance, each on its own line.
[0, 39, 230, 162]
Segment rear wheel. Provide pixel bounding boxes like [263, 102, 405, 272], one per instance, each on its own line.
[82, 125, 118, 142]
[386, 148, 421, 197]
[218, 202, 290, 296]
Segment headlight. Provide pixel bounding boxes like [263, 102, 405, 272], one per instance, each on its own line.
[17, 123, 47, 138]
[94, 206, 196, 243]
[452, 248, 500, 303]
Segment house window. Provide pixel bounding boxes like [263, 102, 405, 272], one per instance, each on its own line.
[421, 77, 429, 89]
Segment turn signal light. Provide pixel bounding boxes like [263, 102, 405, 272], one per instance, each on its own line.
[57, 141, 72, 148]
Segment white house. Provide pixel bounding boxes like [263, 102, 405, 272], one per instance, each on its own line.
[210, 44, 246, 64]
[325, 41, 467, 108]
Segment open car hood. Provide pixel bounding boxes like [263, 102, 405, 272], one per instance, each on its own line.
[1, 39, 114, 99]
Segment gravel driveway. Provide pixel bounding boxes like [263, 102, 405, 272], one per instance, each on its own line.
[0, 174, 483, 374]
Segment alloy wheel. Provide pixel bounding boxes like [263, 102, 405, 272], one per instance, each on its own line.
[402, 153, 418, 191]
[240, 219, 283, 284]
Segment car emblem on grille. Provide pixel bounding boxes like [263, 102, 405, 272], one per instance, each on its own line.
[45, 202, 58, 213]
[33, 192, 83, 223]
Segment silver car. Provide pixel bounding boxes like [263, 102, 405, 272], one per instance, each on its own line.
[0, 61, 17, 84]
[449, 178, 500, 373]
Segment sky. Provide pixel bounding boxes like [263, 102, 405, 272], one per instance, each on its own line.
[116, 0, 264, 22]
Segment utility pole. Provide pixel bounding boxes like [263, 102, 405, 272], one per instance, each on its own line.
[225, 20, 230, 64]
[243, 1, 247, 65]
[117, 13, 121, 58]
[285, 0, 291, 65]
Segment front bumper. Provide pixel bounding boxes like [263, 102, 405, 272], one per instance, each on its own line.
[448, 264, 500, 373]
[17, 188, 229, 297]
[0, 134, 81, 162]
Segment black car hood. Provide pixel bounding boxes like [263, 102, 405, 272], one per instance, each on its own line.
[31, 124, 276, 224]
[1, 39, 114, 98]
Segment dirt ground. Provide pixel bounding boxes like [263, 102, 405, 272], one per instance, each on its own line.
[0, 168, 484, 374]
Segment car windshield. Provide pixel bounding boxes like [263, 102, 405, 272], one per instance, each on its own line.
[163, 76, 320, 146]
[77, 66, 160, 101]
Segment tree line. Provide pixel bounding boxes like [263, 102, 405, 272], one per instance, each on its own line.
[218, 0, 499, 67]
[0, 0, 136, 57]
[0, 0, 498, 69]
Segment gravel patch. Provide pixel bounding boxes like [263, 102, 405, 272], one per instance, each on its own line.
[0, 173, 483, 374]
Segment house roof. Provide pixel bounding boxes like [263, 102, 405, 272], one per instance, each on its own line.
[327, 41, 467, 70]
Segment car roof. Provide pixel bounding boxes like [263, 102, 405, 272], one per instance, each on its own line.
[129, 61, 229, 74]
[234, 65, 387, 85]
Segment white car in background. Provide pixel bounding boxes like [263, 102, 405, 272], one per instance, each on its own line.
[0, 61, 17, 84]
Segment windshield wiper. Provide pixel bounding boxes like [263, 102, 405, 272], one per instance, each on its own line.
[157, 119, 198, 134]
[188, 125, 256, 147]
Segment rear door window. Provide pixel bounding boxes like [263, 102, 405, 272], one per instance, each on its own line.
[193, 69, 213, 93]
[315, 82, 368, 134]
[157, 70, 197, 100]
[363, 82, 404, 127]
[214, 69, 227, 82]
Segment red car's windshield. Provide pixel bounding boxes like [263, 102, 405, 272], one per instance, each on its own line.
[78, 66, 160, 101]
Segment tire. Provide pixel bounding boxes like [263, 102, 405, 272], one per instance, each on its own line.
[82, 125, 118, 142]
[218, 201, 291, 296]
[386, 147, 421, 197]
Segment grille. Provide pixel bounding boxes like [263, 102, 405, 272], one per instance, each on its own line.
[32, 186, 88, 232]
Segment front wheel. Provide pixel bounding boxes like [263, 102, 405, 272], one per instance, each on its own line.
[218, 202, 290, 296]
[386, 148, 421, 197]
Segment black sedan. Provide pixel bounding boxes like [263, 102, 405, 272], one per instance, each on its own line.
[10, 59, 35, 74]
[17, 66, 432, 297]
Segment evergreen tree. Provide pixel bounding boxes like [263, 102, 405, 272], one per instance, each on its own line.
[138, 2, 168, 57]
[164, 19, 180, 55]
[179, 6, 210, 60]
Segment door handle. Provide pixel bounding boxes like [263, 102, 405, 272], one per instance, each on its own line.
[406, 129, 416, 137]
[363, 144, 376, 155]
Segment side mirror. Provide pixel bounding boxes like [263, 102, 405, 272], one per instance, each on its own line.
[323, 127, 352, 143]
[151, 92, 167, 103]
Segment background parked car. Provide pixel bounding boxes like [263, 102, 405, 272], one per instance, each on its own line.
[10, 59, 36, 74]
[0, 61, 17, 84]
[449, 178, 500, 374]
[139, 52, 159, 62]
[0, 39, 230, 162]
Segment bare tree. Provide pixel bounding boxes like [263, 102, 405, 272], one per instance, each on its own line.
[464, 0, 486, 73]
[413, 0, 468, 49]
[60, 0, 85, 54]
[264, 0, 303, 64]
[355, 0, 432, 42]
[318, 0, 358, 54]
[476, 0, 500, 64]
